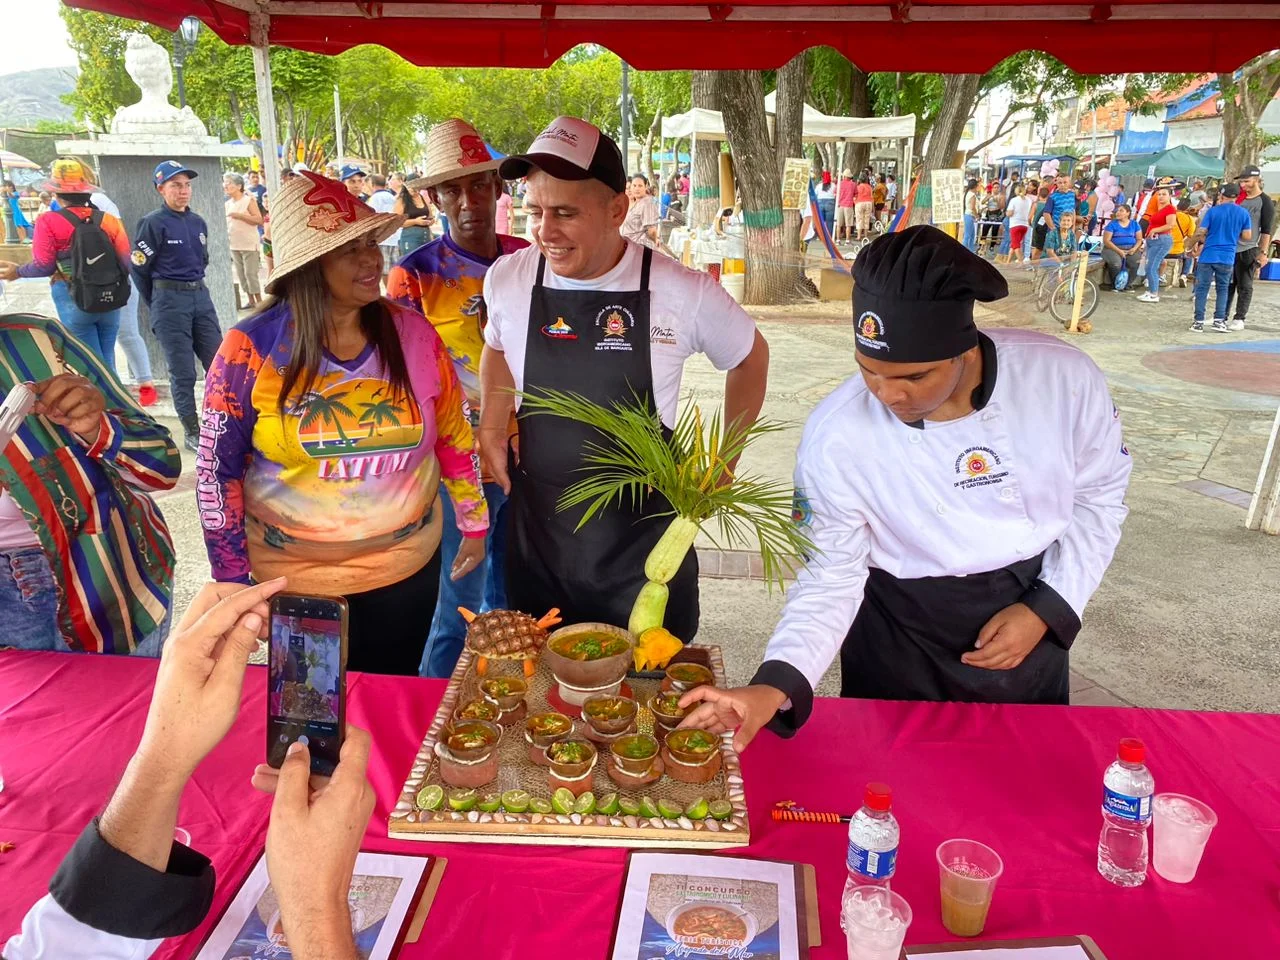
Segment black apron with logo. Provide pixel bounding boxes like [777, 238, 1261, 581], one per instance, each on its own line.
[505, 249, 700, 637]
[840, 553, 1069, 704]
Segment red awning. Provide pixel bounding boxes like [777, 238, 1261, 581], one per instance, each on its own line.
[63, 2, 1280, 72]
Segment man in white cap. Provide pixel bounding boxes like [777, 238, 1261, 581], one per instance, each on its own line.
[478, 116, 770, 639]
[387, 119, 529, 678]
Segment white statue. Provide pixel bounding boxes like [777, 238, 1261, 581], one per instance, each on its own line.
[110, 33, 209, 138]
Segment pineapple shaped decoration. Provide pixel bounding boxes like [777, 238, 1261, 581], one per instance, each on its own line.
[461, 607, 563, 677]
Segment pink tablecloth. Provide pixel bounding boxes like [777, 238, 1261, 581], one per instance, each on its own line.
[2, 650, 1278, 958]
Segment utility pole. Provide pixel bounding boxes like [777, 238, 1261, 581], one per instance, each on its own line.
[334, 84, 345, 169]
[620, 61, 631, 174]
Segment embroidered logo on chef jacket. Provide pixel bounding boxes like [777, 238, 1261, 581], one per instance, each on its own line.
[953, 445, 1010, 490]
[542, 316, 577, 340]
[651, 325, 678, 345]
[855, 311, 888, 353]
[595, 305, 635, 352]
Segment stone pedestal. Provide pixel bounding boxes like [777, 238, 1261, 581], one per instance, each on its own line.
[57, 137, 254, 379]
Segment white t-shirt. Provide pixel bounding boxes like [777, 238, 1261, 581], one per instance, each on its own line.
[1007, 194, 1035, 228]
[483, 241, 758, 427]
[368, 189, 401, 247]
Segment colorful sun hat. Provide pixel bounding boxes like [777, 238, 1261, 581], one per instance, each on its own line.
[407, 118, 501, 189]
[43, 158, 96, 194]
[264, 170, 403, 294]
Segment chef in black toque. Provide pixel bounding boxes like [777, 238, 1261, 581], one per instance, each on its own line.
[682, 226, 1133, 748]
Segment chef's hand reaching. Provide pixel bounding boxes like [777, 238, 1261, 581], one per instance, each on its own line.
[962, 602, 1048, 671]
[677, 684, 788, 753]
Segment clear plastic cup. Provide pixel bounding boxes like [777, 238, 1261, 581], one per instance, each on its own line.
[937, 839, 1004, 938]
[1152, 793, 1217, 883]
[842, 885, 912, 960]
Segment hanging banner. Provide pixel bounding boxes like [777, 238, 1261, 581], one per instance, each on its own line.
[780, 158, 812, 210]
[930, 168, 965, 224]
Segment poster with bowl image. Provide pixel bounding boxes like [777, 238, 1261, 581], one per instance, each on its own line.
[195, 851, 433, 960]
[611, 853, 807, 960]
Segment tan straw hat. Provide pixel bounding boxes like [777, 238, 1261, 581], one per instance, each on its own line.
[265, 170, 402, 294]
[407, 118, 501, 190]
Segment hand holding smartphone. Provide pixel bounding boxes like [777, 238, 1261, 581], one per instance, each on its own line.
[267, 593, 348, 776]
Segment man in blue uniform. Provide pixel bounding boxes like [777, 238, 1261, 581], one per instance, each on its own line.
[131, 160, 223, 452]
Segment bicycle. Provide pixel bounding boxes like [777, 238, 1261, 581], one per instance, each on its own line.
[1031, 252, 1099, 328]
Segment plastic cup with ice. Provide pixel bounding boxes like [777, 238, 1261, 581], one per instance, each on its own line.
[842, 885, 911, 960]
[1152, 793, 1217, 883]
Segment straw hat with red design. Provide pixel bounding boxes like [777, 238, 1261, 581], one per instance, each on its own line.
[407, 118, 501, 190]
[265, 170, 403, 294]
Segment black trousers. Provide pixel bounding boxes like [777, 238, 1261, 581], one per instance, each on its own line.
[150, 285, 223, 423]
[1225, 247, 1259, 321]
[345, 550, 442, 675]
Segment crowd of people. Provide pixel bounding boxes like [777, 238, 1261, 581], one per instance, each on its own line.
[814, 166, 898, 243]
[959, 165, 1274, 332]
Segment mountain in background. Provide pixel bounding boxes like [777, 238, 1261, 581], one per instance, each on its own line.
[0, 67, 78, 127]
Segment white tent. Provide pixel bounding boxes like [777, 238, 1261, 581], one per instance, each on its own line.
[662, 92, 916, 144]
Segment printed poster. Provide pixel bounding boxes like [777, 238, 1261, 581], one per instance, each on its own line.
[611, 853, 805, 960]
[931, 168, 965, 224]
[195, 852, 431, 960]
[781, 158, 813, 211]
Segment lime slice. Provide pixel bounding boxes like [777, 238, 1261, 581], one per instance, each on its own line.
[477, 792, 503, 812]
[529, 796, 553, 814]
[501, 789, 531, 813]
[415, 784, 444, 811]
[618, 797, 641, 816]
[638, 795, 660, 819]
[685, 797, 710, 820]
[447, 788, 478, 812]
[573, 791, 596, 815]
[597, 792, 621, 816]
[658, 798, 684, 819]
[708, 799, 733, 821]
[552, 787, 577, 815]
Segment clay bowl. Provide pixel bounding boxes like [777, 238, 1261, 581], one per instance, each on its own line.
[609, 732, 660, 775]
[542, 623, 635, 696]
[441, 719, 502, 763]
[649, 691, 690, 732]
[524, 711, 574, 749]
[582, 693, 638, 736]
[664, 727, 721, 766]
[453, 697, 502, 724]
[665, 661, 714, 693]
[480, 675, 528, 712]
[545, 738, 598, 779]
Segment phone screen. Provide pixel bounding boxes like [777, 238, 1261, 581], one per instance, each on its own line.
[267, 594, 347, 776]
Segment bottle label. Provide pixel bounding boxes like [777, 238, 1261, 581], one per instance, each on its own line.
[846, 841, 898, 880]
[1103, 786, 1151, 824]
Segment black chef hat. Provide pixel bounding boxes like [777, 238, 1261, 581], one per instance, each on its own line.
[852, 225, 1008, 362]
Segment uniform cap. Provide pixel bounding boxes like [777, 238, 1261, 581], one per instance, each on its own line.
[338, 163, 366, 182]
[154, 160, 198, 185]
[852, 225, 1007, 362]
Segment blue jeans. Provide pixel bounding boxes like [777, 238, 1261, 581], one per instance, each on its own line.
[0, 546, 170, 654]
[817, 199, 836, 238]
[419, 481, 509, 677]
[1193, 261, 1233, 322]
[1144, 234, 1174, 295]
[998, 217, 1012, 254]
[115, 277, 153, 383]
[50, 281, 120, 377]
[962, 214, 977, 251]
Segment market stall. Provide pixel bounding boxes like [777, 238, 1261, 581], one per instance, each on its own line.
[2, 651, 1278, 959]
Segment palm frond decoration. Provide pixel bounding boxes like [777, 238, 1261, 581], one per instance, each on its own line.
[518, 388, 814, 638]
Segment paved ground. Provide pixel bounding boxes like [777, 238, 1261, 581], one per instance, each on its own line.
[5, 272, 1278, 711]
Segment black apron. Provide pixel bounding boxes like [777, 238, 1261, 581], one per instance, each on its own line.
[840, 553, 1069, 704]
[504, 249, 699, 637]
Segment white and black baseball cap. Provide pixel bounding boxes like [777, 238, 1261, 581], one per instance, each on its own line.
[500, 116, 626, 194]
[1235, 164, 1262, 179]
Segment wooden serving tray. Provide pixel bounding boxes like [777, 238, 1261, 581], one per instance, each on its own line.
[388, 644, 750, 848]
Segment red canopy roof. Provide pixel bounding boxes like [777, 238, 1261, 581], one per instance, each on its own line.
[64, 1, 1280, 73]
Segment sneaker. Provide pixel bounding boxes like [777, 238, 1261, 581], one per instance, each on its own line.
[1177, 276, 1187, 288]
[183, 432, 200, 453]
[1227, 318, 1245, 331]
[1211, 319, 1230, 333]
[1189, 320, 1204, 332]
[1137, 292, 1160, 303]
[138, 384, 158, 407]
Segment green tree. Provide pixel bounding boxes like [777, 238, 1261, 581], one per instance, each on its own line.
[1218, 55, 1280, 181]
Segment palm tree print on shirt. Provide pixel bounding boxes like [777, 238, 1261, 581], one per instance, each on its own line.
[291, 390, 356, 449]
[358, 398, 405, 438]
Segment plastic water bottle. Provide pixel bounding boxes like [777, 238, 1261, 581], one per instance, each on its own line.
[1098, 738, 1154, 887]
[843, 782, 899, 898]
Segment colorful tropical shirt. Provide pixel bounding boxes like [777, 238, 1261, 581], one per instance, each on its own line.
[198, 299, 487, 595]
[0, 314, 180, 652]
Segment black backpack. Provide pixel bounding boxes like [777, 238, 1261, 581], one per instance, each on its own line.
[57, 207, 131, 313]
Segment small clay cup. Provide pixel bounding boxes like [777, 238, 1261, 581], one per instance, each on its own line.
[524, 712, 573, 750]
[665, 661, 714, 692]
[546, 738, 598, 779]
[441, 719, 502, 763]
[609, 733, 660, 775]
[664, 727, 720, 766]
[582, 693, 638, 736]
[453, 697, 501, 724]
[649, 691, 689, 732]
[480, 676, 528, 712]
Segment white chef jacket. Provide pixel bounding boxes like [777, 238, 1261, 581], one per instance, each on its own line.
[759, 328, 1131, 702]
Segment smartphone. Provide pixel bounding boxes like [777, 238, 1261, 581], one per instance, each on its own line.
[267, 593, 348, 776]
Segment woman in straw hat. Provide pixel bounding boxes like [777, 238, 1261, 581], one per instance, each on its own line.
[197, 170, 488, 675]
